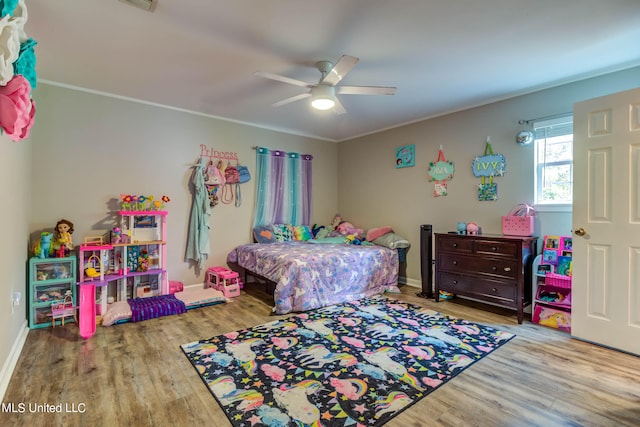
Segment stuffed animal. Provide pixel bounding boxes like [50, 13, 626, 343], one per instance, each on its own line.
[330, 214, 343, 230]
[457, 222, 467, 235]
[336, 221, 364, 238]
[466, 222, 479, 235]
[34, 232, 53, 258]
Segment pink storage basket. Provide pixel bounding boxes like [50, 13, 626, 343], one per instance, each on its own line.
[532, 305, 571, 332]
[501, 203, 535, 236]
[544, 272, 572, 289]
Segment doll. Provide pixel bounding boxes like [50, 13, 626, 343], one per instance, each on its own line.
[52, 219, 74, 257]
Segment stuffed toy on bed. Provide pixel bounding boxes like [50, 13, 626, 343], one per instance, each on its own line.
[330, 214, 365, 238]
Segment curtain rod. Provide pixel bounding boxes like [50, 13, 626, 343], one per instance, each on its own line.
[518, 111, 572, 125]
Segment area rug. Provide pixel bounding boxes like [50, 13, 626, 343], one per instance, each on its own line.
[181, 296, 515, 426]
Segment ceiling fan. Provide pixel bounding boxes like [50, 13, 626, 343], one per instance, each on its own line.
[255, 55, 397, 114]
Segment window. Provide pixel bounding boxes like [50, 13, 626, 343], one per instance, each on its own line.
[534, 116, 573, 206]
[253, 147, 313, 227]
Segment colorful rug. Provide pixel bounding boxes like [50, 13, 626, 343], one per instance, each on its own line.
[181, 296, 515, 426]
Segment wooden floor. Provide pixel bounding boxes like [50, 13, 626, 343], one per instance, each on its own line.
[2, 284, 640, 427]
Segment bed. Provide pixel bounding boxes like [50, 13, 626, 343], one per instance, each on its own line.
[227, 240, 400, 314]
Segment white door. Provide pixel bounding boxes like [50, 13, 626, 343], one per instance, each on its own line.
[572, 87, 640, 355]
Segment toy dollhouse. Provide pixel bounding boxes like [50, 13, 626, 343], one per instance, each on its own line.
[77, 210, 168, 339]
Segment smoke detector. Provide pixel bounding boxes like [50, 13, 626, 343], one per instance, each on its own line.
[118, 0, 157, 12]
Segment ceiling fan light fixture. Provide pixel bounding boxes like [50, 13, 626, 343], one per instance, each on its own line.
[311, 85, 336, 110]
[118, 0, 157, 12]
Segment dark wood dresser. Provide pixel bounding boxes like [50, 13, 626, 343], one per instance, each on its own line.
[435, 233, 537, 324]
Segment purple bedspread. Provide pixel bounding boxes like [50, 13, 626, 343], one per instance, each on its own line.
[127, 294, 186, 322]
[227, 242, 399, 314]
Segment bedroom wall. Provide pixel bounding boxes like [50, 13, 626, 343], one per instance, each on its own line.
[337, 66, 640, 285]
[0, 133, 31, 399]
[28, 84, 338, 286]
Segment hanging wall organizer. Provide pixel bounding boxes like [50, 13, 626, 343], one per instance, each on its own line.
[428, 145, 455, 197]
[472, 137, 505, 201]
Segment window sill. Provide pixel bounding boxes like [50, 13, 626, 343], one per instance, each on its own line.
[534, 204, 572, 213]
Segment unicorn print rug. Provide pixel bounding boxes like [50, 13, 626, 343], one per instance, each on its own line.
[181, 296, 514, 426]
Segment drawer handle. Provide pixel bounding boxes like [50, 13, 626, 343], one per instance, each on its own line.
[453, 260, 458, 265]
[492, 287, 497, 292]
[491, 266, 497, 271]
[504, 267, 511, 272]
[492, 247, 498, 251]
[452, 243, 458, 247]
[452, 280, 458, 285]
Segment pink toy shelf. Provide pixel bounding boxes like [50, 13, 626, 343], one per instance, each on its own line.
[205, 266, 241, 298]
[534, 235, 573, 332]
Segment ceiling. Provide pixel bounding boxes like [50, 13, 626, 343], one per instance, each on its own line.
[26, 0, 640, 142]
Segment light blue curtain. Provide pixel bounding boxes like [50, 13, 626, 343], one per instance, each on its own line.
[253, 147, 312, 226]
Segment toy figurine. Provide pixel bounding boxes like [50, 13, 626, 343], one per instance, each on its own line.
[34, 232, 53, 258]
[112, 227, 122, 244]
[52, 219, 74, 257]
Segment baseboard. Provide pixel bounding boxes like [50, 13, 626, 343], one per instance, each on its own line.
[0, 320, 28, 401]
[400, 277, 421, 288]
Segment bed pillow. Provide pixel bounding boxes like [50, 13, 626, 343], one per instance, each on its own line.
[366, 226, 393, 242]
[373, 232, 411, 249]
[253, 225, 278, 243]
[293, 225, 313, 241]
[272, 224, 294, 242]
[314, 227, 330, 239]
[102, 301, 132, 326]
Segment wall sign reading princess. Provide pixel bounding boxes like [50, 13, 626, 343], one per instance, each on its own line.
[396, 144, 415, 168]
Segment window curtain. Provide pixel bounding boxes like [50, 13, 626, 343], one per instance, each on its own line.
[253, 147, 313, 226]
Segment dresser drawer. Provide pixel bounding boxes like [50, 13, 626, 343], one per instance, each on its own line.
[475, 240, 518, 257]
[439, 253, 518, 280]
[437, 272, 516, 303]
[437, 235, 474, 253]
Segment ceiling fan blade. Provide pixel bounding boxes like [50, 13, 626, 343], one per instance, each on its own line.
[337, 86, 397, 96]
[332, 97, 347, 115]
[320, 55, 359, 86]
[272, 92, 311, 107]
[254, 71, 313, 88]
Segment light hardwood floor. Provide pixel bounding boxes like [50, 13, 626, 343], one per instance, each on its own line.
[2, 284, 639, 427]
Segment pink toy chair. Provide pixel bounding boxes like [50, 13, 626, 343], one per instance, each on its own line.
[51, 299, 76, 327]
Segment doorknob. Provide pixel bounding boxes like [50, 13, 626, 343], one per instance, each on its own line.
[574, 228, 586, 236]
